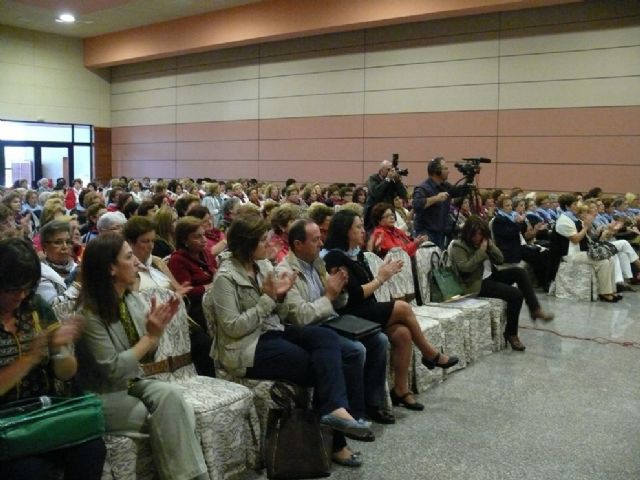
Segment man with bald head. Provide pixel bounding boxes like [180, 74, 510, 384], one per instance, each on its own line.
[364, 160, 407, 230]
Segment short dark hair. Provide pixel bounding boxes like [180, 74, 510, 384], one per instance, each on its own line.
[137, 200, 157, 217]
[370, 202, 393, 226]
[324, 209, 359, 251]
[558, 194, 577, 211]
[459, 216, 491, 247]
[174, 216, 203, 250]
[288, 218, 313, 250]
[40, 219, 72, 244]
[226, 214, 269, 264]
[188, 205, 210, 220]
[174, 195, 200, 218]
[123, 216, 155, 243]
[0, 237, 41, 295]
[427, 157, 444, 176]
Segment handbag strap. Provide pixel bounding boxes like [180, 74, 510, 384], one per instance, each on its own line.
[430, 250, 441, 270]
[440, 250, 450, 268]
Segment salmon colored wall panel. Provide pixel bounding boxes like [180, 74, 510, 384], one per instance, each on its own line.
[176, 140, 259, 161]
[497, 136, 640, 165]
[260, 139, 363, 161]
[257, 160, 364, 184]
[176, 120, 258, 141]
[364, 111, 498, 137]
[496, 164, 640, 193]
[111, 142, 176, 161]
[112, 160, 176, 179]
[498, 107, 640, 136]
[112, 125, 176, 144]
[260, 116, 363, 139]
[176, 160, 259, 179]
[363, 137, 497, 163]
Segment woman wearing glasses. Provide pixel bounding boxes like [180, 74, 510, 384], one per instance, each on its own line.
[0, 237, 105, 480]
[37, 219, 81, 306]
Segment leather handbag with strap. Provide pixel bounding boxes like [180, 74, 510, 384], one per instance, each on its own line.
[0, 394, 105, 461]
[264, 382, 332, 479]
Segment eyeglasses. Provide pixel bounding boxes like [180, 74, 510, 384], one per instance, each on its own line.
[382, 213, 395, 218]
[45, 239, 73, 247]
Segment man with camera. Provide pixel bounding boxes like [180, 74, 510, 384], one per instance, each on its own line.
[364, 159, 407, 230]
[412, 157, 470, 248]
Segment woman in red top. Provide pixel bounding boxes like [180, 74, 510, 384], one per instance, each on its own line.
[369, 203, 429, 258]
[167, 216, 215, 331]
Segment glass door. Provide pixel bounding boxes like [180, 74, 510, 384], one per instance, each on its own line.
[3, 146, 35, 188]
[41, 146, 71, 186]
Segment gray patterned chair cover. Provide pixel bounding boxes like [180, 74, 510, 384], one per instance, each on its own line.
[478, 297, 508, 351]
[410, 308, 446, 393]
[414, 244, 441, 304]
[384, 247, 416, 303]
[550, 261, 597, 301]
[423, 297, 496, 363]
[363, 251, 392, 302]
[412, 305, 467, 373]
[139, 288, 261, 478]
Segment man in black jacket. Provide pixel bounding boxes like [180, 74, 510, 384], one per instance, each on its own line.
[363, 160, 407, 230]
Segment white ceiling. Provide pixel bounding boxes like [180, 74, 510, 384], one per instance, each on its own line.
[0, 0, 261, 37]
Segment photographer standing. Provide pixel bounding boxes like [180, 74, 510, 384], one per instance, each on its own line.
[412, 157, 469, 248]
[364, 160, 407, 230]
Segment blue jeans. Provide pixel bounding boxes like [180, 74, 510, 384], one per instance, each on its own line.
[246, 325, 349, 416]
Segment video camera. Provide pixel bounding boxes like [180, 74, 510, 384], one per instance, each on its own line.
[454, 157, 491, 182]
[391, 153, 409, 176]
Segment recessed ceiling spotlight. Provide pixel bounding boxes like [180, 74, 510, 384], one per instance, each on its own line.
[56, 13, 76, 23]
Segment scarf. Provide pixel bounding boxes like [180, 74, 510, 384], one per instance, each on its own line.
[496, 209, 518, 222]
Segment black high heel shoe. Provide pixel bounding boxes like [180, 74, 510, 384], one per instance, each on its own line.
[422, 352, 459, 370]
[390, 389, 424, 411]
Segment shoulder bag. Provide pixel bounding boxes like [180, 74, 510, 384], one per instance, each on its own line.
[0, 394, 105, 461]
[429, 250, 464, 302]
[264, 382, 332, 479]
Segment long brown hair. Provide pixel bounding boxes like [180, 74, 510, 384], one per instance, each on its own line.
[77, 233, 125, 324]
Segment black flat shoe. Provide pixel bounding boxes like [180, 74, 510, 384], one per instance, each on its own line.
[599, 295, 617, 303]
[365, 406, 396, 424]
[422, 352, 459, 370]
[390, 389, 424, 411]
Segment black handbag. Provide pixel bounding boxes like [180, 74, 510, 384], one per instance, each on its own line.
[264, 382, 333, 479]
[324, 314, 381, 340]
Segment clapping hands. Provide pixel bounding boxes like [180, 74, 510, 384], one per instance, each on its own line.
[146, 294, 180, 338]
[262, 271, 297, 301]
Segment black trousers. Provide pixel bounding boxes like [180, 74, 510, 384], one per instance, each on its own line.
[0, 437, 106, 480]
[479, 267, 540, 335]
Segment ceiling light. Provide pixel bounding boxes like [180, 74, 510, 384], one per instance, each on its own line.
[56, 13, 76, 23]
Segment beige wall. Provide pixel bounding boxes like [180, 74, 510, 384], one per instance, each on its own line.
[107, 1, 638, 192]
[0, 25, 110, 127]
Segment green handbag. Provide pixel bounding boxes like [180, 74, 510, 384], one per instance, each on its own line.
[429, 251, 464, 302]
[0, 394, 105, 461]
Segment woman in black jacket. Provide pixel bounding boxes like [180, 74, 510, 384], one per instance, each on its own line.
[322, 210, 458, 411]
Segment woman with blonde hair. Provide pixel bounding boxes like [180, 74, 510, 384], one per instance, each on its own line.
[152, 206, 176, 258]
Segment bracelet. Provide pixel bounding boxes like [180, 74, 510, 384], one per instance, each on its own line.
[50, 351, 70, 361]
[375, 276, 385, 285]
